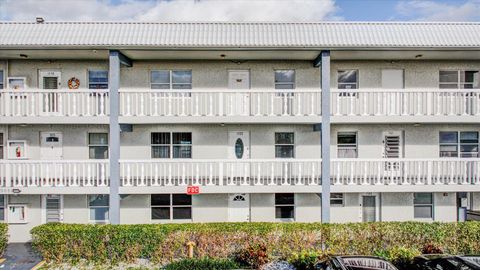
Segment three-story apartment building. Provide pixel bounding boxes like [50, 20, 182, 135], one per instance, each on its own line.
[0, 21, 479, 242]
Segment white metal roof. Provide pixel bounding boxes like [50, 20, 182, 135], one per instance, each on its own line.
[1, 21, 480, 49]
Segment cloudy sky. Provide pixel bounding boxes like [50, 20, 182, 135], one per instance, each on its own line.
[0, 0, 479, 22]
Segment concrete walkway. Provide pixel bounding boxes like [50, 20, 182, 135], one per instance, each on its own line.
[0, 243, 43, 270]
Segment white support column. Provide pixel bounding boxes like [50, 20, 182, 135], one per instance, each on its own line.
[320, 50, 331, 223]
[108, 51, 122, 224]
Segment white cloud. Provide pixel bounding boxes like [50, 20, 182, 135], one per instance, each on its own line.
[396, 0, 480, 21]
[1, 0, 339, 21]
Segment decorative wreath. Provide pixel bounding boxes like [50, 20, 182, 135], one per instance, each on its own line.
[68, 77, 80, 89]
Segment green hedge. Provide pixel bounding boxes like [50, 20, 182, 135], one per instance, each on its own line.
[0, 224, 7, 256]
[31, 222, 480, 264]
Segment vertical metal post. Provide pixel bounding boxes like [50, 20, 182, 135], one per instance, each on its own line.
[109, 51, 121, 224]
[321, 50, 331, 223]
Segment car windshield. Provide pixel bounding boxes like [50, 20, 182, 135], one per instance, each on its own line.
[341, 257, 397, 270]
[428, 258, 478, 270]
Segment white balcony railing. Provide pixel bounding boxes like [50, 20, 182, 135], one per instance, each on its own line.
[0, 160, 109, 188]
[119, 159, 322, 186]
[1, 159, 478, 189]
[331, 89, 480, 117]
[2, 89, 480, 119]
[0, 89, 109, 117]
[331, 158, 480, 185]
[119, 89, 322, 117]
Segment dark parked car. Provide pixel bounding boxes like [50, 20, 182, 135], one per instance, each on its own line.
[409, 255, 480, 270]
[316, 256, 398, 270]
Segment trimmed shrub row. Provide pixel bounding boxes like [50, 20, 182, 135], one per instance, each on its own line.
[31, 222, 480, 265]
[0, 224, 7, 256]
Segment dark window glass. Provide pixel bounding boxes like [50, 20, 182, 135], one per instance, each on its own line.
[172, 70, 192, 89]
[0, 133, 3, 159]
[173, 133, 192, 144]
[152, 146, 170, 158]
[151, 194, 170, 206]
[0, 70, 4, 89]
[88, 70, 108, 89]
[275, 133, 294, 144]
[338, 70, 358, 89]
[460, 132, 479, 144]
[275, 206, 294, 219]
[173, 133, 192, 158]
[275, 193, 294, 205]
[440, 132, 458, 144]
[88, 194, 109, 207]
[275, 146, 294, 158]
[151, 133, 170, 144]
[275, 70, 295, 89]
[331, 193, 344, 206]
[172, 194, 192, 205]
[414, 193, 433, 204]
[414, 193, 433, 219]
[338, 132, 357, 158]
[151, 133, 171, 159]
[88, 133, 109, 159]
[173, 207, 192, 219]
[152, 207, 170, 219]
[275, 133, 294, 159]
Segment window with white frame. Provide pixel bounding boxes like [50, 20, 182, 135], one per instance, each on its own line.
[151, 194, 192, 220]
[88, 70, 108, 89]
[151, 132, 192, 159]
[0, 195, 5, 221]
[337, 132, 358, 158]
[331, 193, 344, 206]
[338, 70, 358, 89]
[274, 70, 295, 89]
[414, 193, 433, 219]
[275, 132, 294, 158]
[275, 193, 295, 220]
[439, 131, 479, 158]
[0, 133, 3, 159]
[439, 70, 480, 89]
[88, 194, 109, 223]
[0, 70, 4, 89]
[88, 133, 109, 159]
[151, 70, 192, 89]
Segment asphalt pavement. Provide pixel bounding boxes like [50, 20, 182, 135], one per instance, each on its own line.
[0, 243, 42, 270]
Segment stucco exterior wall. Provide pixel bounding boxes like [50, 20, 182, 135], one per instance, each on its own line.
[192, 194, 229, 222]
[434, 192, 457, 222]
[331, 193, 360, 223]
[331, 124, 480, 159]
[63, 195, 89, 224]
[7, 195, 41, 243]
[251, 193, 275, 221]
[4, 59, 480, 91]
[381, 193, 414, 221]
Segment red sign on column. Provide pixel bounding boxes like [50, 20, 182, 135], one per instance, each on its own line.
[187, 186, 200, 195]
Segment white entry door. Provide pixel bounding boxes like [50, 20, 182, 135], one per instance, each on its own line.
[39, 70, 61, 115]
[361, 195, 377, 222]
[228, 70, 250, 116]
[228, 193, 250, 222]
[382, 131, 403, 179]
[42, 195, 63, 223]
[381, 69, 404, 115]
[40, 132, 63, 160]
[227, 131, 250, 185]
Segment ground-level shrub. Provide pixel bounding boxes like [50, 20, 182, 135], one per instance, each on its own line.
[31, 222, 480, 266]
[288, 250, 323, 270]
[374, 246, 421, 269]
[0, 224, 7, 256]
[164, 257, 239, 270]
[234, 242, 270, 269]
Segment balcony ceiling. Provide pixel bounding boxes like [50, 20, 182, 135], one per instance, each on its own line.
[1, 48, 480, 61]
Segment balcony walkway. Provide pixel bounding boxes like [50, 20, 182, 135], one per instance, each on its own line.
[1, 89, 479, 124]
[1, 158, 478, 194]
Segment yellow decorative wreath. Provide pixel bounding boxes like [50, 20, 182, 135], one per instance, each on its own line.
[68, 77, 80, 89]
